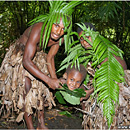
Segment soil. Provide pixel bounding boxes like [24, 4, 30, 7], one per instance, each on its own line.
[0, 104, 83, 129]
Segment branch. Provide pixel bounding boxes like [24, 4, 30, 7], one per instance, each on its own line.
[73, 107, 95, 117]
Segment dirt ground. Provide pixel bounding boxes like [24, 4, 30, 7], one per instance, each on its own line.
[0, 104, 83, 129]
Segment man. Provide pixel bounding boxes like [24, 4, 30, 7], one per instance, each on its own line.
[21, 18, 64, 90]
[77, 23, 128, 129]
[78, 22, 127, 70]
[21, 17, 65, 129]
[0, 1, 82, 129]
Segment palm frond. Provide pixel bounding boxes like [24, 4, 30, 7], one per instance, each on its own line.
[61, 1, 83, 14]
[58, 23, 125, 128]
[92, 34, 124, 128]
[99, 2, 121, 22]
[28, 1, 83, 51]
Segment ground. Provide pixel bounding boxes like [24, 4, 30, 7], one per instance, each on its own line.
[0, 104, 83, 129]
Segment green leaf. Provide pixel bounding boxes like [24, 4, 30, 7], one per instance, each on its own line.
[60, 91, 80, 105]
[59, 111, 72, 117]
[73, 88, 86, 97]
[61, 84, 86, 98]
[55, 91, 66, 104]
[55, 84, 86, 105]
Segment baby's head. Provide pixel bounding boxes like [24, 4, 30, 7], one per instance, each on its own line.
[63, 64, 87, 91]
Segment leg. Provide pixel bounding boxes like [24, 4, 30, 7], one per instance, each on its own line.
[24, 113, 34, 129]
[23, 76, 34, 129]
[37, 100, 48, 130]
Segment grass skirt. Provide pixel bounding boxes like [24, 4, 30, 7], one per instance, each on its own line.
[0, 40, 55, 122]
[82, 70, 130, 129]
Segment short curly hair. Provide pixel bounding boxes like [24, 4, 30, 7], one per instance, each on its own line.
[66, 64, 87, 82]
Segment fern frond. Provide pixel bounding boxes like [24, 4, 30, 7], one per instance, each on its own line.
[103, 98, 114, 127]
[93, 34, 124, 127]
[59, 24, 125, 128]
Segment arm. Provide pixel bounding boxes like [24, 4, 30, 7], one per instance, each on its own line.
[101, 55, 127, 70]
[23, 23, 60, 90]
[47, 44, 59, 78]
[80, 87, 94, 101]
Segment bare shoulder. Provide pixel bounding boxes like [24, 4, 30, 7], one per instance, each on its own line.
[19, 22, 44, 45]
[30, 22, 43, 35]
[23, 22, 43, 37]
[33, 22, 43, 29]
[26, 22, 44, 44]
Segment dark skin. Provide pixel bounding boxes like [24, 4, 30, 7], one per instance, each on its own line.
[60, 70, 94, 102]
[79, 31, 127, 70]
[19, 18, 65, 129]
[78, 31, 127, 103]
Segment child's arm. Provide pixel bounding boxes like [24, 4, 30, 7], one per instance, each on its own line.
[80, 87, 94, 101]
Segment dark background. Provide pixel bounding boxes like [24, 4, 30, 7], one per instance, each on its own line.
[0, 1, 130, 71]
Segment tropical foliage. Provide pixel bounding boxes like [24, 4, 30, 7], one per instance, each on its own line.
[0, 1, 129, 128]
[55, 84, 86, 105]
[58, 23, 125, 128]
[28, 1, 82, 51]
[0, 1, 130, 69]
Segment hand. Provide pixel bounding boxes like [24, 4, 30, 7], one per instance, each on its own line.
[48, 78, 61, 90]
[80, 88, 94, 101]
[59, 78, 66, 85]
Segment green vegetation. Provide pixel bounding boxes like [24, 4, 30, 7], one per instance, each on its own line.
[0, 1, 130, 68]
[58, 23, 125, 128]
[0, 1, 130, 128]
[55, 84, 86, 105]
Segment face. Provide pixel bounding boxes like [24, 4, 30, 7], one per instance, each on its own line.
[66, 70, 83, 91]
[79, 31, 92, 49]
[51, 18, 65, 41]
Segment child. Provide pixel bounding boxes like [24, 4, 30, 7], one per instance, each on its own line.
[76, 23, 129, 129]
[60, 64, 94, 102]
[77, 22, 127, 70]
